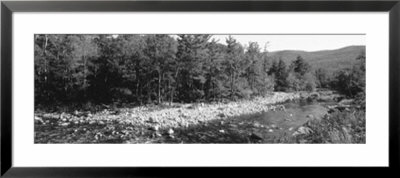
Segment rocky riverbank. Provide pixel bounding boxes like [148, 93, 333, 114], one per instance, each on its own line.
[37, 92, 300, 127]
[34, 91, 341, 143]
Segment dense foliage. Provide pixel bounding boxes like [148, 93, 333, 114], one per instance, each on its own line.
[35, 34, 365, 106]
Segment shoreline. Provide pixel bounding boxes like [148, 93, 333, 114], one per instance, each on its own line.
[34, 90, 352, 143]
[36, 92, 306, 130]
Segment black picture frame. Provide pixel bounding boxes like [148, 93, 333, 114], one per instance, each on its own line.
[1, 0, 399, 177]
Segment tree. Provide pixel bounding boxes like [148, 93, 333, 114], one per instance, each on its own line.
[244, 42, 261, 90]
[287, 55, 316, 92]
[270, 59, 289, 91]
[291, 55, 311, 76]
[224, 36, 245, 99]
[315, 68, 330, 88]
[332, 53, 365, 97]
[203, 39, 226, 100]
[176, 35, 211, 102]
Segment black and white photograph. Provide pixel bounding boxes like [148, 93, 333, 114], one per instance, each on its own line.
[34, 34, 366, 144]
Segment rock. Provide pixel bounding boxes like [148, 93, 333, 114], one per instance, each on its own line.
[249, 133, 263, 142]
[34, 116, 43, 124]
[310, 92, 320, 99]
[327, 107, 337, 113]
[229, 124, 238, 128]
[60, 122, 69, 127]
[253, 122, 261, 128]
[306, 114, 314, 119]
[292, 126, 313, 136]
[219, 130, 225, 133]
[339, 99, 354, 105]
[298, 139, 308, 143]
[149, 125, 159, 131]
[148, 117, 155, 123]
[167, 128, 174, 135]
[98, 121, 105, 125]
[268, 129, 274, 133]
[277, 105, 286, 111]
[288, 127, 293, 131]
[34, 116, 42, 121]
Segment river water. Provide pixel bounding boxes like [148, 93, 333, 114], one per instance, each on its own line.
[239, 100, 338, 142]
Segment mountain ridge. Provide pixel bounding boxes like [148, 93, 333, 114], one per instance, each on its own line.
[266, 45, 365, 72]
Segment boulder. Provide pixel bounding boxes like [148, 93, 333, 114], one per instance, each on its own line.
[249, 133, 263, 142]
[167, 128, 174, 135]
[34, 116, 43, 124]
[292, 126, 313, 136]
[253, 122, 262, 128]
[60, 122, 69, 127]
[148, 125, 159, 131]
[277, 105, 286, 111]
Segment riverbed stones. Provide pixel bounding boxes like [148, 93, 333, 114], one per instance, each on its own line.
[45, 92, 303, 139]
[60, 122, 69, 127]
[306, 114, 314, 119]
[218, 113, 226, 118]
[292, 126, 313, 136]
[167, 128, 174, 135]
[34, 116, 44, 124]
[253, 122, 262, 128]
[249, 133, 263, 142]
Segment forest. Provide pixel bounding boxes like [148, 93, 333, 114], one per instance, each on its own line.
[35, 34, 365, 106]
[34, 34, 366, 144]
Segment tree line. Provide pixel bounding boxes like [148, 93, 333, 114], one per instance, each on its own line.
[34, 34, 365, 105]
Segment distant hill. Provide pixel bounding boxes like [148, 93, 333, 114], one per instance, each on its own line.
[266, 45, 366, 73]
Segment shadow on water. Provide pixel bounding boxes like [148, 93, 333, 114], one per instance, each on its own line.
[163, 100, 335, 144]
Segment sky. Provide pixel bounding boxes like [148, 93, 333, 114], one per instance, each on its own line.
[113, 34, 365, 52]
[209, 35, 365, 52]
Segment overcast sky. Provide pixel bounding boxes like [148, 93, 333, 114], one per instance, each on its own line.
[210, 35, 365, 52]
[114, 34, 365, 52]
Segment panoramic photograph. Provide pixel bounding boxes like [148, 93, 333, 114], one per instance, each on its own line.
[34, 34, 366, 144]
